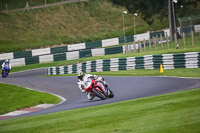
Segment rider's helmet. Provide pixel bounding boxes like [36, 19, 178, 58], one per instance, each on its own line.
[5, 59, 9, 63]
[77, 71, 84, 80]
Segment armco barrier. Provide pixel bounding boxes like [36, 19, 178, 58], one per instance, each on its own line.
[46, 52, 200, 75]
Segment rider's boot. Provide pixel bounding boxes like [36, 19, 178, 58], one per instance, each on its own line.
[87, 92, 95, 100]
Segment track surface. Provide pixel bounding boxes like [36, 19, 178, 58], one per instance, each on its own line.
[1, 68, 200, 119]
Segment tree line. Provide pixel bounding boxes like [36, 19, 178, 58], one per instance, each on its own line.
[110, 0, 200, 25]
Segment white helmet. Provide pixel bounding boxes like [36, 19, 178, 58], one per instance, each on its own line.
[77, 71, 84, 80]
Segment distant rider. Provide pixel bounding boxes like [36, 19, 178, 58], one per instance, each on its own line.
[1, 59, 11, 76]
[77, 71, 109, 100]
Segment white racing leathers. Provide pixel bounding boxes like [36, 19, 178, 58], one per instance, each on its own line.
[77, 74, 108, 100]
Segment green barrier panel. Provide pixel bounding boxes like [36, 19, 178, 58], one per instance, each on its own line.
[79, 49, 92, 58]
[119, 35, 134, 44]
[14, 51, 32, 59]
[173, 53, 185, 68]
[118, 65, 127, 70]
[153, 55, 163, 69]
[64, 66, 68, 74]
[53, 53, 66, 61]
[103, 59, 110, 71]
[198, 53, 200, 67]
[51, 46, 68, 54]
[150, 31, 164, 39]
[25, 56, 39, 65]
[81, 62, 86, 72]
[118, 58, 127, 70]
[72, 64, 77, 74]
[56, 67, 60, 75]
[105, 46, 123, 55]
[173, 63, 186, 68]
[91, 61, 96, 72]
[49, 67, 53, 75]
[86, 40, 102, 49]
[135, 56, 144, 69]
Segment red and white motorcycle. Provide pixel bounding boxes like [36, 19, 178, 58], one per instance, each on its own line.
[84, 77, 114, 100]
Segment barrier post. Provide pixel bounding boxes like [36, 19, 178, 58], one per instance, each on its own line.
[167, 34, 169, 49]
[149, 38, 151, 51]
[192, 31, 194, 47]
[183, 32, 186, 48]
[160, 33, 163, 49]
[155, 36, 157, 50]
[5, 4, 8, 13]
[133, 41, 136, 53]
[143, 39, 146, 51]
[138, 40, 141, 53]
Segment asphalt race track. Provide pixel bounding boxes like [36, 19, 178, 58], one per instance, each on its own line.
[1, 68, 200, 119]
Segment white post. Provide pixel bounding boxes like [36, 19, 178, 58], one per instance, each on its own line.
[122, 11, 127, 43]
[133, 13, 138, 35]
[24, 2, 29, 12]
[5, 4, 8, 13]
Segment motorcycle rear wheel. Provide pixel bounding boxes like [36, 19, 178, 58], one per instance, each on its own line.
[2, 70, 7, 78]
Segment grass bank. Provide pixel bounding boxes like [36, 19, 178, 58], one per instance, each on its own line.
[0, 0, 169, 53]
[0, 83, 61, 115]
[0, 87, 199, 132]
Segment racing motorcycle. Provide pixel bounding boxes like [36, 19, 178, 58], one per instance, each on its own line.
[84, 77, 114, 100]
[1, 67, 9, 78]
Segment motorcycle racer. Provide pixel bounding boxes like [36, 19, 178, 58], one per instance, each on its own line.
[77, 71, 111, 100]
[1, 59, 11, 76]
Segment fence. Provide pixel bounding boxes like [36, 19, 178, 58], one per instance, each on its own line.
[178, 16, 200, 29]
[0, 0, 87, 12]
[123, 25, 200, 53]
[46, 52, 200, 75]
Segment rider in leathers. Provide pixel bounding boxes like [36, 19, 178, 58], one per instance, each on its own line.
[1, 59, 11, 76]
[77, 71, 109, 100]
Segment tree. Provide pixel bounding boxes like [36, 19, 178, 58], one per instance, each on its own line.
[110, 0, 200, 25]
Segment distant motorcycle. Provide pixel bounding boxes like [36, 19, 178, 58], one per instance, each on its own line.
[84, 77, 114, 100]
[1, 66, 9, 78]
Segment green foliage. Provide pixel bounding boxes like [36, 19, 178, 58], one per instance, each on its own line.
[111, 0, 200, 24]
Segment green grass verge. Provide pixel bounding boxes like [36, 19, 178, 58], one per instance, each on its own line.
[0, 88, 199, 133]
[0, 83, 61, 115]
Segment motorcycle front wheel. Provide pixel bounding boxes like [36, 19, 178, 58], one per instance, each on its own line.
[93, 89, 106, 100]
